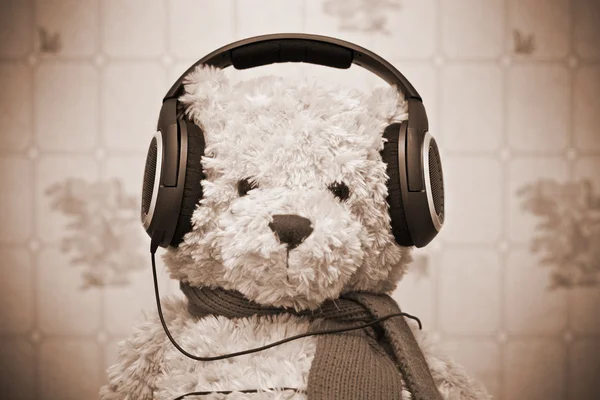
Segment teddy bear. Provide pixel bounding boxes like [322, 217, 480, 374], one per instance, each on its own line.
[99, 61, 491, 400]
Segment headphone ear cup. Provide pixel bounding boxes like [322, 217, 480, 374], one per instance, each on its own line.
[382, 122, 414, 246]
[426, 137, 445, 226]
[141, 135, 160, 227]
[170, 118, 206, 247]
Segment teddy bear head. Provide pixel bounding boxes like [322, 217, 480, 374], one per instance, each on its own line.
[164, 66, 413, 311]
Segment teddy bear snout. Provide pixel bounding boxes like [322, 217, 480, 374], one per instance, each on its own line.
[268, 214, 314, 250]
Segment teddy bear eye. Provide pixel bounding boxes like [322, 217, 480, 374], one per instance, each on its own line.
[328, 181, 350, 201]
[238, 178, 258, 197]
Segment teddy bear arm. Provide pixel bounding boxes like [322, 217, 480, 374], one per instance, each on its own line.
[427, 355, 492, 400]
[100, 297, 191, 400]
[413, 330, 491, 400]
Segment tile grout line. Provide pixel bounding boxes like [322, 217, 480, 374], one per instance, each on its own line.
[164, 0, 173, 93]
[96, 0, 108, 389]
[496, 1, 511, 399]
[563, 1, 577, 398]
[29, 1, 41, 398]
[233, 0, 238, 39]
[301, 0, 306, 79]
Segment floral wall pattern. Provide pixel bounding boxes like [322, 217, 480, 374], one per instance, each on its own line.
[323, 0, 403, 34]
[46, 179, 146, 288]
[518, 179, 600, 289]
[0, 1, 599, 400]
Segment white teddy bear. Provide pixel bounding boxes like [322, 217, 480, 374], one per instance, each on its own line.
[100, 64, 490, 400]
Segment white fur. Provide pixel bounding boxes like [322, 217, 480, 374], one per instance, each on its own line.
[167, 66, 412, 311]
[100, 66, 490, 399]
[100, 298, 489, 400]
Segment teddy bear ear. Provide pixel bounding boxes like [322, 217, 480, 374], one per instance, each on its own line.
[178, 65, 230, 121]
[364, 86, 408, 123]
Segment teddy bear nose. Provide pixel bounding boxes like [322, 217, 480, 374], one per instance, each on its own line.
[268, 214, 313, 250]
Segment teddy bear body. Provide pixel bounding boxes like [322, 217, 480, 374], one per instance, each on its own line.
[101, 66, 490, 400]
[101, 297, 314, 399]
[101, 296, 485, 400]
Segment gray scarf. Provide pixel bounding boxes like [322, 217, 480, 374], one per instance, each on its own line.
[180, 282, 442, 400]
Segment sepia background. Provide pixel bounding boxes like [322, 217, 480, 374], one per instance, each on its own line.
[1, 0, 599, 399]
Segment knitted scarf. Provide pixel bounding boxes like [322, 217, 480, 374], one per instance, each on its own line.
[180, 282, 442, 400]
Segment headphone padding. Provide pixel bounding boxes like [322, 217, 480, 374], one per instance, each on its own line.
[382, 123, 413, 246]
[170, 119, 206, 247]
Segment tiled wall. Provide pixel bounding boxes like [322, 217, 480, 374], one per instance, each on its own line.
[1, 1, 599, 399]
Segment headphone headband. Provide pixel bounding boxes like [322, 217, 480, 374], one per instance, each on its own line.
[146, 33, 443, 251]
[164, 33, 422, 101]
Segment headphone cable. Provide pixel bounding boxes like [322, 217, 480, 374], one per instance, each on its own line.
[171, 387, 304, 400]
[151, 251, 421, 361]
[150, 249, 422, 398]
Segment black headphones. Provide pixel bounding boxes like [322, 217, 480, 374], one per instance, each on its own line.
[141, 33, 445, 252]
